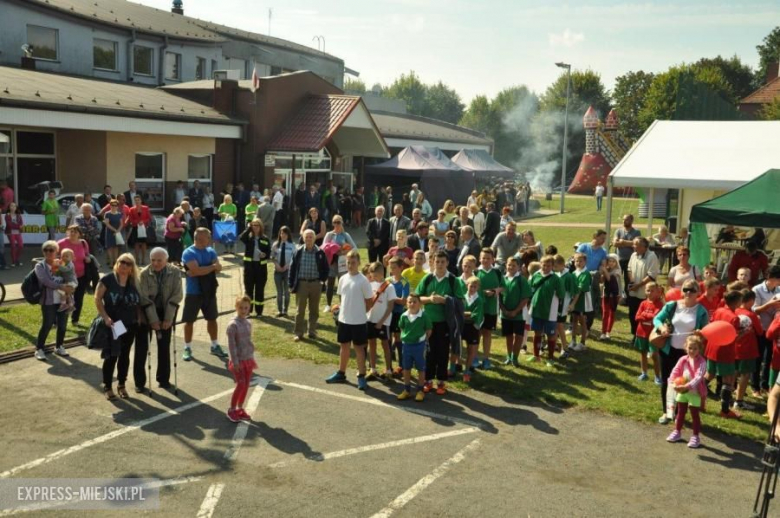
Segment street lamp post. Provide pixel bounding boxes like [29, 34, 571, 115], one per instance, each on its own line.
[555, 62, 572, 215]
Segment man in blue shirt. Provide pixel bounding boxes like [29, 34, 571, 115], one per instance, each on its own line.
[181, 227, 224, 361]
[576, 230, 608, 329]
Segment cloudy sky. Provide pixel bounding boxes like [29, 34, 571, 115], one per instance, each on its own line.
[137, 0, 779, 102]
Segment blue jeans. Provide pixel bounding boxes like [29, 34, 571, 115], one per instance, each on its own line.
[37, 304, 68, 349]
[596, 196, 603, 211]
[274, 270, 290, 313]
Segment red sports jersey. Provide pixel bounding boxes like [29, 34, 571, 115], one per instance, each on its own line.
[735, 308, 762, 360]
[635, 298, 664, 339]
[707, 307, 739, 364]
[697, 294, 721, 320]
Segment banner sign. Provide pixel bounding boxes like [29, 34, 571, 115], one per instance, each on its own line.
[7, 215, 68, 244]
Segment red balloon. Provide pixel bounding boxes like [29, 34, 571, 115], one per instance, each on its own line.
[700, 321, 737, 348]
[666, 288, 682, 302]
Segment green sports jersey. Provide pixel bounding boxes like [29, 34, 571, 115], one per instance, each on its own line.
[556, 270, 576, 317]
[500, 274, 532, 321]
[399, 310, 432, 344]
[415, 271, 466, 323]
[464, 292, 485, 328]
[530, 271, 565, 321]
[476, 267, 504, 316]
[573, 269, 594, 313]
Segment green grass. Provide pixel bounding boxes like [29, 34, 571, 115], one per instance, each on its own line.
[531, 194, 666, 226]
[0, 303, 97, 353]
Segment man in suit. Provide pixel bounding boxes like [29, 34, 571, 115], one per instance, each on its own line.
[124, 181, 142, 206]
[388, 203, 411, 246]
[457, 225, 482, 274]
[188, 180, 204, 209]
[482, 202, 500, 248]
[305, 184, 320, 213]
[450, 206, 474, 244]
[409, 208, 423, 233]
[97, 184, 113, 209]
[408, 222, 430, 253]
[256, 196, 275, 236]
[366, 205, 390, 263]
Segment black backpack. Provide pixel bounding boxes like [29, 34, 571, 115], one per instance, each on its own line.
[21, 268, 42, 304]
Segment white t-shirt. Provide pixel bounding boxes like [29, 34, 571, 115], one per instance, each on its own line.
[273, 190, 284, 211]
[337, 272, 373, 325]
[595, 185, 605, 197]
[367, 281, 394, 324]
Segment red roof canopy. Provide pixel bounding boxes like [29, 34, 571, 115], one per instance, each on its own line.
[267, 94, 361, 152]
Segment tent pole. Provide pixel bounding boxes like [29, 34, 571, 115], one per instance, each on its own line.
[647, 187, 655, 237]
[605, 177, 614, 239]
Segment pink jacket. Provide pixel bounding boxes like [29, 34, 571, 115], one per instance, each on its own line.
[669, 354, 707, 400]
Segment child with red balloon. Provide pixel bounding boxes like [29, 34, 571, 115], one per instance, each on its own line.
[666, 334, 707, 448]
[705, 290, 743, 419]
[733, 289, 763, 411]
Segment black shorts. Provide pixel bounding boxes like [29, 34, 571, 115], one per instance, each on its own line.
[501, 318, 525, 337]
[557, 314, 568, 323]
[367, 322, 389, 341]
[182, 294, 218, 323]
[482, 314, 498, 331]
[337, 322, 368, 346]
[390, 312, 402, 333]
[462, 323, 480, 345]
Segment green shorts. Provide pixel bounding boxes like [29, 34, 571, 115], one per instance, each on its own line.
[735, 358, 757, 375]
[634, 336, 653, 354]
[675, 391, 702, 408]
[706, 359, 736, 377]
[770, 369, 780, 388]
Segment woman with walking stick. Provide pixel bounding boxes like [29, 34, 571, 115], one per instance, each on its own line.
[135, 247, 183, 393]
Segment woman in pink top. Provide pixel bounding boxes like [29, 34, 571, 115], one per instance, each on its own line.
[5, 202, 23, 266]
[165, 207, 186, 265]
[666, 334, 707, 449]
[57, 225, 91, 325]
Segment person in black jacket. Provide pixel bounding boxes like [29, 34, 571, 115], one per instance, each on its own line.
[366, 206, 390, 263]
[240, 218, 271, 317]
[408, 222, 430, 253]
[482, 202, 500, 248]
[289, 229, 330, 340]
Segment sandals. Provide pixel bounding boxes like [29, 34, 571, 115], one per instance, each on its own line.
[105, 389, 117, 401]
[117, 386, 130, 399]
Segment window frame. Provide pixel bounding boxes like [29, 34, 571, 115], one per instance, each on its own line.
[134, 152, 166, 211]
[27, 25, 59, 62]
[165, 51, 182, 81]
[187, 154, 212, 187]
[195, 57, 207, 80]
[133, 45, 155, 77]
[92, 38, 118, 71]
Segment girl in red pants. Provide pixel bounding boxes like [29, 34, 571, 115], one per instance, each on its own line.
[666, 335, 707, 449]
[599, 254, 622, 340]
[5, 202, 23, 267]
[226, 295, 257, 423]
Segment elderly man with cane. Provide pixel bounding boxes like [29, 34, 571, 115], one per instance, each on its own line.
[135, 247, 183, 394]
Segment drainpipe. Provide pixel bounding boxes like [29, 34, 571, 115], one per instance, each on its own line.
[158, 36, 169, 85]
[127, 29, 136, 80]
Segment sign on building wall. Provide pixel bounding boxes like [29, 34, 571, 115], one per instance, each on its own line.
[15, 215, 67, 244]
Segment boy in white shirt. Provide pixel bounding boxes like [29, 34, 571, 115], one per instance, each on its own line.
[366, 262, 395, 381]
[326, 250, 374, 390]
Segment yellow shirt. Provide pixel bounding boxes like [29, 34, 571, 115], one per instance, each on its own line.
[402, 267, 427, 292]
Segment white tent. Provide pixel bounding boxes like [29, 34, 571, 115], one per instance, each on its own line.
[605, 120, 780, 237]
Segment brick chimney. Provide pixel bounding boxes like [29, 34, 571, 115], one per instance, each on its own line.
[171, 0, 183, 15]
[214, 79, 238, 115]
[767, 62, 779, 84]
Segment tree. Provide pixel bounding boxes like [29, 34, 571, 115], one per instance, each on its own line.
[384, 71, 428, 116]
[420, 81, 465, 124]
[759, 97, 780, 120]
[538, 69, 610, 117]
[694, 55, 755, 100]
[343, 77, 366, 94]
[459, 95, 497, 135]
[756, 27, 780, 86]
[490, 86, 539, 165]
[612, 70, 655, 141]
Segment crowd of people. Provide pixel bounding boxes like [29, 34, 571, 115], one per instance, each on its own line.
[23, 178, 780, 442]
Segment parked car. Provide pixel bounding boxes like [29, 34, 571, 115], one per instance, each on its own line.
[22, 192, 102, 215]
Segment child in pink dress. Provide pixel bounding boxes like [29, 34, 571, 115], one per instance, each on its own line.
[666, 335, 707, 448]
[226, 295, 258, 423]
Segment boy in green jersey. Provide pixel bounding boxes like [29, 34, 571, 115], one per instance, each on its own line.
[500, 256, 532, 365]
[397, 294, 432, 402]
[462, 275, 484, 383]
[476, 248, 504, 370]
[570, 253, 594, 352]
[554, 254, 577, 354]
[530, 255, 565, 365]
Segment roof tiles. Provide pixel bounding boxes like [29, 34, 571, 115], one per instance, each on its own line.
[741, 77, 780, 105]
[267, 95, 360, 152]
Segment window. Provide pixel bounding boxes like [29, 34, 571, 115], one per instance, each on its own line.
[211, 59, 218, 78]
[188, 155, 212, 186]
[93, 39, 117, 70]
[0, 130, 12, 205]
[270, 66, 282, 76]
[135, 153, 165, 210]
[27, 25, 58, 61]
[165, 52, 181, 80]
[14, 131, 56, 212]
[195, 57, 206, 80]
[133, 45, 154, 76]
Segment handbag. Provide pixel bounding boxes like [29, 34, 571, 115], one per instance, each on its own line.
[114, 231, 125, 246]
[136, 224, 147, 239]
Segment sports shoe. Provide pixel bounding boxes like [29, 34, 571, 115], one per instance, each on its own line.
[604, 333, 611, 340]
[415, 391, 424, 402]
[463, 373, 471, 383]
[383, 370, 394, 382]
[308, 332, 318, 340]
[481, 359, 493, 370]
[393, 366, 403, 378]
[325, 371, 347, 384]
[471, 358, 481, 369]
[237, 408, 251, 421]
[658, 414, 672, 425]
[734, 400, 756, 411]
[436, 383, 447, 395]
[226, 409, 241, 423]
[637, 372, 649, 382]
[357, 376, 368, 391]
[719, 409, 742, 419]
[687, 435, 701, 449]
[545, 360, 554, 368]
[666, 430, 683, 443]
[182, 347, 193, 361]
[654, 376, 662, 386]
[502, 357, 512, 366]
[598, 333, 608, 340]
[210, 344, 228, 358]
[55, 346, 69, 357]
[422, 381, 433, 393]
[527, 355, 539, 362]
[571, 343, 587, 352]
[559, 350, 571, 360]
[397, 390, 412, 401]
[34, 349, 47, 361]
[365, 370, 378, 381]
[323, 305, 331, 313]
[512, 359, 520, 367]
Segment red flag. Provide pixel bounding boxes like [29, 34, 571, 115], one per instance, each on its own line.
[251, 66, 259, 93]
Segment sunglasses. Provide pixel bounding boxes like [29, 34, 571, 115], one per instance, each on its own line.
[44, 248, 56, 253]
[333, 221, 343, 225]
[118, 260, 133, 266]
[682, 288, 698, 294]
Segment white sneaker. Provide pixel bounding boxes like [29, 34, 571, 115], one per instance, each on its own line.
[658, 414, 672, 425]
[323, 305, 331, 313]
[598, 333, 607, 340]
[55, 346, 69, 357]
[605, 333, 611, 340]
[34, 349, 47, 361]
[571, 343, 587, 352]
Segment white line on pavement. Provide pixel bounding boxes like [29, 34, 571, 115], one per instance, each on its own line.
[195, 483, 225, 518]
[268, 427, 480, 468]
[369, 438, 481, 518]
[0, 389, 234, 479]
[274, 380, 487, 430]
[224, 378, 270, 461]
[0, 476, 204, 516]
